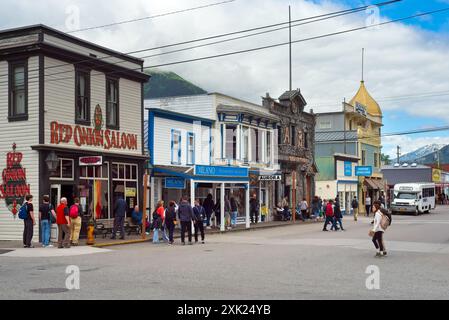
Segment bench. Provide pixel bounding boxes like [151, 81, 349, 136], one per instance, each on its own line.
[95, 219, 115, 238]
[125, 217, 142, 236]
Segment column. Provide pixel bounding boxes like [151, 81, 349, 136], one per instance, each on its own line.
[150, 177, 155, 217]
[220, 183, 225, 232]
[191, 180, 195, 234]
[246, 184, 250, 229]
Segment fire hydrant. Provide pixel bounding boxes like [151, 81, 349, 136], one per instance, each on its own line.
[86, 222, 95, 245]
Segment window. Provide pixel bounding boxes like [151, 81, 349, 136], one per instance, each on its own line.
[266, 131, 272, 164]
[225, 125, 237, 160]
[319, 121, 331, 129]
[171, 130, 181, 165]
[277, 126, 282, 145]
[50, 159, 74, 180]
[106, 78, 119, 129]
[291, 126, 296, 146]
[75, 69, 90, 124]
[111, 163, 138, 219]
[374, 152, 379, 168]
[79, 162, 109, 219]
[187, 132, 195, 165]
[304, 132, 309, 149]
[242, 126, 249, 162]
[362, 150, 366, 166]
[8, 60, 28, 121]
[250, 128, 261, 162]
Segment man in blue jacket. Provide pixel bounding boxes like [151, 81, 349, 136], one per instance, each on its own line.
[178, 196, 194, 245]
[111, 195, 127, 240]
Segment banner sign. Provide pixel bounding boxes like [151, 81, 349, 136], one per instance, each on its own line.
[165, 177, 186, 189]
[355, 166, 373, 177]
[344, 162, 353, 176]
[195, 165, 249, 178]
[259, 175, 282, 181]
[79, 156, 103, 166]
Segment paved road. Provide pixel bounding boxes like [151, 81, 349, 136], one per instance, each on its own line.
[1, 206, 449, 300]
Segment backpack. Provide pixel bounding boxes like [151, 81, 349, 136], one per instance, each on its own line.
[380, 209, 391, 230]
[18, 203, 29, 220]
[352, 200, 358, 208]
[69, 205, 79, 219]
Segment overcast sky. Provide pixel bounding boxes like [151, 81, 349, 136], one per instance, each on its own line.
[2, 0, 449, 158]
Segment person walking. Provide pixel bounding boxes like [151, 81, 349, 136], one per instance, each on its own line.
[323, 200, 336, 231]
[69, 198, 83, 246]
[230, 196, 239, 227]
[300, 198, 309, 220]
[365, 195, 372, 217]
[56, 197, 71, 249]
[249, 194, 259, 224]
[333, 201, 344, 231]
[165, 201, 177, 245]
[111, 196, 127, 240]
[22, 195, 35, 248]
[193, 199, 206, 244]
[224, 196, 231, 229]
[371, 201, 390, 257]
[351, 196, 359, 221]
[39, 195, 56, 248]
[203, 194, 215, 229]
[178, 196, 194, 245]
[214, 198, 222, 229]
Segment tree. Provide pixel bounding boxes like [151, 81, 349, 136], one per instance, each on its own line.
[381, 153, 391, 165]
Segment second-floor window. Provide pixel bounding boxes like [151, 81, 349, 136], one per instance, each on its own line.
[362, 150, 366, 165]
[266, 131, 272, 164]
[187, 132, 195, 165]
[9, 60, 28, 121]
[171, 130, 181, 165]
[304, 131, 308, 149]
[291, 126, 296, 146]
[226, 125, 237, 160]
[242, 126, 249, 162]
[106, 78, 119, 129]
[75, 69, 90, 124]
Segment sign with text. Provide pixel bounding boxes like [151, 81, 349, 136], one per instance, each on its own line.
[165, 177, 186, 189]
[355, 166, 373, 177]
[195, 165, 249, 178]
[259, 175, 282, 181]
[344, 162, 353, 177]
[79, 156, 103, 166]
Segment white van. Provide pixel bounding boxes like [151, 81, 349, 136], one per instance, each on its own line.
[391, 183, 436, 215]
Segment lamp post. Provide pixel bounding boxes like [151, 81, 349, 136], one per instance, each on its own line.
[142, 158, 153, 240]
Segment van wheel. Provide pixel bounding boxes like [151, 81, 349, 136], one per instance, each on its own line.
[414, 209, 419, 216]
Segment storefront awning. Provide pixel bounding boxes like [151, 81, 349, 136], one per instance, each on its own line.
[154, 166, 249, 182]
[364, 178, 379, 190]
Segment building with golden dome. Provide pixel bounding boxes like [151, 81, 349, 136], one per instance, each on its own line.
[314, 80, 384, 215]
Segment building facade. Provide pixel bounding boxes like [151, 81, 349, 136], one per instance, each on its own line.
[315, 81, 384, 214]
[145, 93, 281, 228]
[0, 25, 149, 240]
[262, 89, 317, 208]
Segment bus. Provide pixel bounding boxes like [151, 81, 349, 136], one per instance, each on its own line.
[391, 183, 436, 215]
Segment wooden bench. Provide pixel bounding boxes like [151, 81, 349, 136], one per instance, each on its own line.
[95, 219, 115, 238]
[125, 217, 141, 236]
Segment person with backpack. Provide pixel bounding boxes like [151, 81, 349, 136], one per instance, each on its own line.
[193, 199, 206, 244]
[322, 200, 336, 231]
[39, 195, 56, 248]
[371, 200, 391, 257]
[351, 196, 359, 221]
[111, 195, 127, 240]
[165, 201, 177, 245]
[20, 195, 35, 248]
[56, 197, 71, 249]
[333, 201, 344, 231]
[69, 198, 83, 246]
[178, 196, 194, 245]
[152, 200, 165, 243]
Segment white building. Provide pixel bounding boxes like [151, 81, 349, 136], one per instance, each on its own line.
[0, 25, 149, 241]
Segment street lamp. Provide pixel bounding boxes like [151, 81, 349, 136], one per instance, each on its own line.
[45, 151, 59, 172]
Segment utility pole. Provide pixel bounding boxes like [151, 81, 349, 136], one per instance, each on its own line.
[289, 5, 292, 91]
[396, 146, 401, 164]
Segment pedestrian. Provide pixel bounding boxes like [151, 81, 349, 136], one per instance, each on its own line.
[249, 194, 259, 224]
[56, 197, 71, 249]
[22, 195, 35, 248]
[224, 196, 231, 229]
[214, 198, 222, 229]
[321, 199, 328, 221]
[230, 196, 239, 227]
[295, 202, 305, 221]
[351, 196, 359, 221]
[323, 200, 336, 231]
[178, 196, 194, 245]
[260, 204, 268, 222]
[39, 195, 56, 248]
[365, 195, 372, 217]
[193, 199, 206, 244]
[371, 201, 391, 257]
[152, 200, 165, 243]
[311, 196, 319, 219]
[69, 198, 83, 246]
[203, 194, 215, 229]
[281, 197, 291, 221]
[111, 195, 127, 240]
[165, 201, 177, 245]
[300, 198, 309, 220]
[333, 201, 344, 231]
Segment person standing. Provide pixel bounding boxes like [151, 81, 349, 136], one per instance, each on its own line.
[39, 195, 56, 248]
[69, 198, 83, 246]
[249, 194, 259, 224]
[152, 200, 165, 243]
[351, 196, 359, 222]
[22, 195, 35, 248]
[371, 201, 389, 257]
[333, 201, 344, 231]
[214, 198, 222, 229]
[323, 200, 336, 231]
[56, 197, 71, 249]
[165, 201, 177, 245]
[203, 194, 215, 229]
[300, 198, 309, 220]
[224, 196, 231, 229]
[365, 195, 372, 217]
[193, 199, 206, 244]
[178, 196, 194, 245]
[111, 196, 127, 240]
[230, 196, 239, 228]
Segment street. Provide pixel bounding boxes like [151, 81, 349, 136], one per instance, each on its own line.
[1, 206, 449, 300]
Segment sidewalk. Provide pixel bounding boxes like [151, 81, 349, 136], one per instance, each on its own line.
[0, 218, 323, 249]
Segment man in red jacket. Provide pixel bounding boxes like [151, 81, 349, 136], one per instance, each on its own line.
[56, 197, 71, 248]
[322, 200, 336, 231]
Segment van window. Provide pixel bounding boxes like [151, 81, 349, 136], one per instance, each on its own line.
[396, 193, 417, 200]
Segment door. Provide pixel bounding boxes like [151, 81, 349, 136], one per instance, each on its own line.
[50, 185, 61, 242]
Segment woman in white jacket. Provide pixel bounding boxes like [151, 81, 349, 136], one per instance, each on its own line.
[371, 201, 387, 257]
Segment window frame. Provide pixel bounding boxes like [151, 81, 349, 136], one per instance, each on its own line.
[171, 129, 182, 165]
[75, 67, 91, 126]
[186, 132, 195, 165]
[49, 158, 75, 181]
[106, 77, 120, 130]
[8, 59, 28, 122]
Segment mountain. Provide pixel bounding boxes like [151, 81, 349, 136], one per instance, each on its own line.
[414, 144, 449, 166]
[399, 144, 446, 163]
[144, 70, 207, 99]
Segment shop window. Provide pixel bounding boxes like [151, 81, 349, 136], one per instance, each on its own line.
[187, 132, 195, 165]
[75, 69, 90, 125]
[112, 163, 138, 218]
[125, 164, 131, 180]
[119, 164, 125, 179]
[50, 159, 74, 180]
[112, 164, 118, 179]
[171, 130, 182, 165]
[106, 78, 119, 129]
[8, 60, 28, 121]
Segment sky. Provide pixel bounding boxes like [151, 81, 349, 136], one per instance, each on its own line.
[1, 0, 449, 158]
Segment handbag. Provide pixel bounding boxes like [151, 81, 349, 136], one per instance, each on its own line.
[368, 230, 375, 237]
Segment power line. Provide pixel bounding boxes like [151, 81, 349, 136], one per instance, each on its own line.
[66, 0, 237, 33]
[0, 0, 400, 82]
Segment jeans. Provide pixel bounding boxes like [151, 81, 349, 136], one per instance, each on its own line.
[112, 216, 125, 239]
[205, 212, 212, 227]
[250, 210, 259, 224]
[41, 220, 51, 246]
[334, 217, 344, 230]
[181, 221, 192, 243]
[194, 221, 205, 242]
[366, 205, 371, 216]
[166, 221, 175, 243]
[23, 220, 33, 247]
[231, 211, 238, 226]
[162, 224, 169, 242]
[323, 216, 336, 230]
[152, 228, 159, 243]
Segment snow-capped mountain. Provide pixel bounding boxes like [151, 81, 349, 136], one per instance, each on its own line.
[399, 144, 447, 163]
